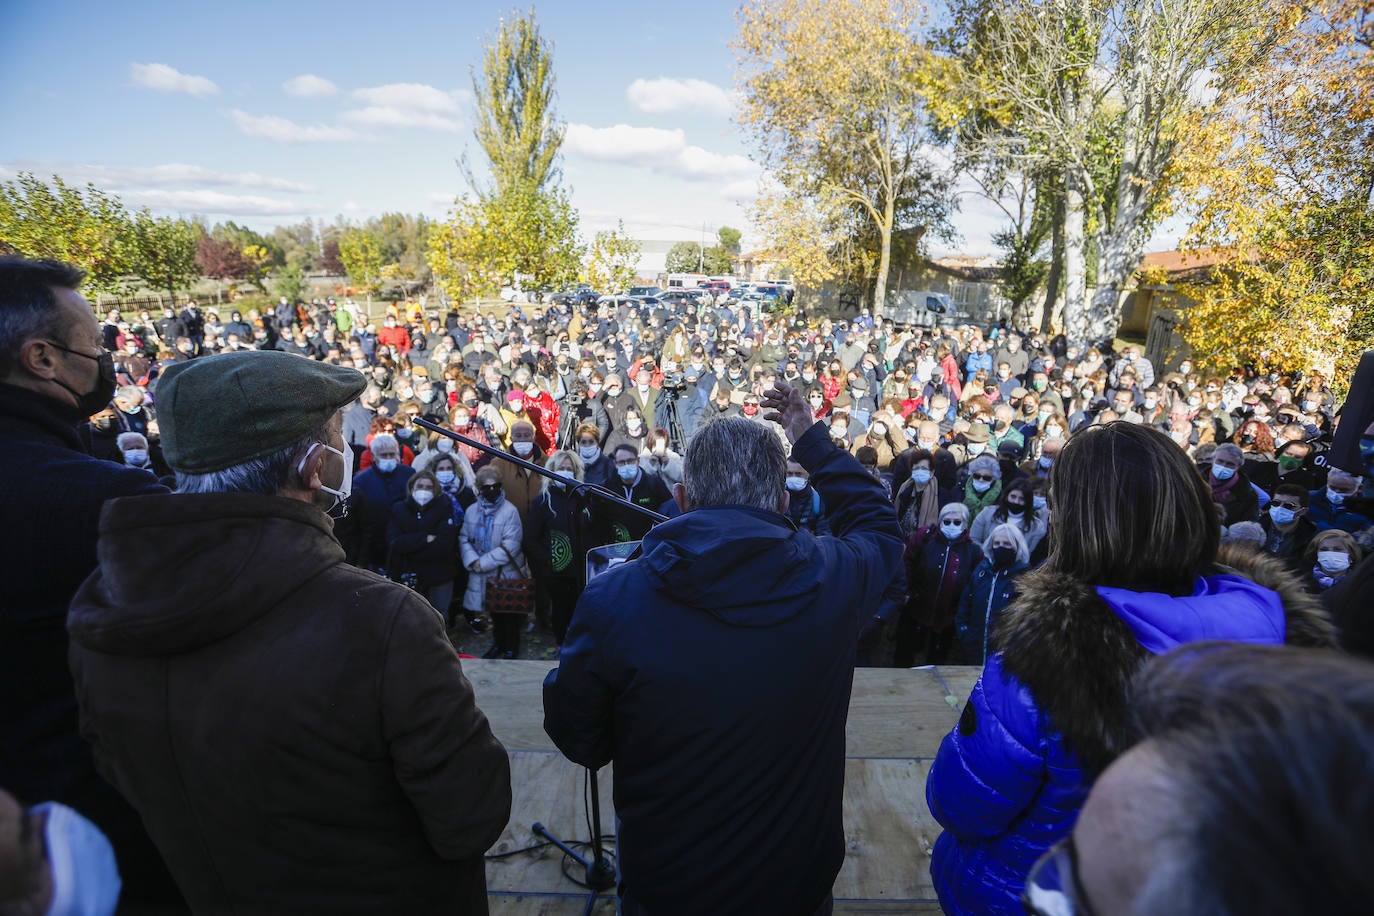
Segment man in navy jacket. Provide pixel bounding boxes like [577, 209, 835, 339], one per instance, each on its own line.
[544, 381, 903, 916]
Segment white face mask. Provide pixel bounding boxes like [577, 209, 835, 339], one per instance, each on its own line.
[435, 437, 454, 453]
[512, 441, 535, 456]
[375, 457, 399, 474]
[967, 442, 987, 456]
[940, 521, 964, 539]
[785, 475, 808, 492]
[411, 488, 434, 506]
[32, 801, 122, 916]
[870, 423, 887, 437]
[1317, 550, 1351, 574]
[310, 442, 353, 512]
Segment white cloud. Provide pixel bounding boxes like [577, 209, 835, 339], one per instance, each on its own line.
[1, 160, 314, 193]
[353, 82, 462, 113]
[563, 123, 758, 181]
[231, 110, 359, 144]
[340, 106, 461, 132]
[341, 83, 467, 133]
[130, 62, 219, 97]
[117, 189, 309, 217]
[626, 77, 736, 117]
[283, 74, 338, 98]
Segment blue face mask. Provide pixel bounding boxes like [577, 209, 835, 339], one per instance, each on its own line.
[375, 458, 399, 474]
[31, 802, 122, 916]
[1212, 465, 1236, 481]
[1268, 505, 1296, 526]
[911, 469, 933, 486]
[617, 463, 639, 482]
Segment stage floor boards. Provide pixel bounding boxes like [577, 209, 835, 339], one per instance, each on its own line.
[467, 660, 982, 913]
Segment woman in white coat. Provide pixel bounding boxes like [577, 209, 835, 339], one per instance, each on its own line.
[461, 464, 528, 659]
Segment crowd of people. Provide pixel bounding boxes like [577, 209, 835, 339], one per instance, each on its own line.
[5, 251, 1374, 916]
[85, 288, 1373, 662]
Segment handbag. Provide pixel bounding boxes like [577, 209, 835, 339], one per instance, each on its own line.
[485, 546, 535, 615]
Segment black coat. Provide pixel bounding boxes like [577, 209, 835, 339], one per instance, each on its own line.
[600, 469, 672, 543]
[525, 486, 601, 581]
[0, 384, 176, 901]
[386, 496, 459, 588]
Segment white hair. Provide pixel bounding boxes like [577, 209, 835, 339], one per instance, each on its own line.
[983, 523, 1030, 566]
[939, 502, 971, 525]
[369, 433, 398, 454]
[116, 432, 147, 451]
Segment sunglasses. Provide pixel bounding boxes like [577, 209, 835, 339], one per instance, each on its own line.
[972, 474, 996, 481]
[1023, 834, 1098, 915]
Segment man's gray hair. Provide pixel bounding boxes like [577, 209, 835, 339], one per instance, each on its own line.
[682, 417, 785, 511]
[1213, 443, 1245, 464]
[116, 432, 147, 451]
[175, 425, 329, 495]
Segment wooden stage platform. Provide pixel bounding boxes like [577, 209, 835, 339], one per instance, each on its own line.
[466, 660, 982, 914]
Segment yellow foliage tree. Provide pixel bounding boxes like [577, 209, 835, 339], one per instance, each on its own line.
[1176, 0, 1373, 386]
[734, 0, 953, 310]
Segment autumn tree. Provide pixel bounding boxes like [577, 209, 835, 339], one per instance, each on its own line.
[735, 0, 954, 310]
[0, 173, 133, 292]
[939, 0, 1286, 346]
[750, 185, 877, 293]
[1176, 0, 1373, 384]
[585, 221, 642, 292]
[431, 10, 581, 296]
[131, 211, 200, 301]
[339, 228, 384, 300]
[195, 234, 251, 303]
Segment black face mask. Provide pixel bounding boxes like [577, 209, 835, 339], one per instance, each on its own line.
[47, 341, 116, 419]
[992, 546, 1017, 568]
[479, 485, 503, 502]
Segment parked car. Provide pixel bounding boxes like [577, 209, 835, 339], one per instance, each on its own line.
[626, 286, 662, 298]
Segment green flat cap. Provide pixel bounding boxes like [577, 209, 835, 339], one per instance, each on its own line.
[157, 350, 366, 473]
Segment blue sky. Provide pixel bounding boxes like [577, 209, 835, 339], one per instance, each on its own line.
[0, 0, 1161, 257]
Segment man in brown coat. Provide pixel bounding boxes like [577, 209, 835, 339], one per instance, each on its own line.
[67, 349, 511, 914]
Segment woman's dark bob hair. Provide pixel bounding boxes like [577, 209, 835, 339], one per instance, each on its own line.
[1046, 421, 1218, 594]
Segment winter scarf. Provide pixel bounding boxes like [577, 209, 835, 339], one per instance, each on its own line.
[964, 478, 1003, 516]
[473, 493, 505, 554]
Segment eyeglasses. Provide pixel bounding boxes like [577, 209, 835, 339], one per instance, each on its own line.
[1023, 835, 1099, 916]
[972, 473, 995, 481]
[614, 457, 639, 467]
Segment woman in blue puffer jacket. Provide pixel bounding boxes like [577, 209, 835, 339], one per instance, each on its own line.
[954, 523, 1030, 665]
[925, 421, 1337, 916]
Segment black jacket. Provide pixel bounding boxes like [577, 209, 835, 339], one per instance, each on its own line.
[386, 496, 459, 588]
[543, 423, 904, 915]
[0, 384, 174, 900]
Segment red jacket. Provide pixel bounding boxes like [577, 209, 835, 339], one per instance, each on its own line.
[377, 324, 411, 353]
[523, 390, 561, 453]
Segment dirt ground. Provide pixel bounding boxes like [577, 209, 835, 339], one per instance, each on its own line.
[447, 613, 561, 661]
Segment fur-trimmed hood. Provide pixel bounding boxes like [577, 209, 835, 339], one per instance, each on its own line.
[992, 545, 1336, 774]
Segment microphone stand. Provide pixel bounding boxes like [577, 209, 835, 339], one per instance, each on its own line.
[413, 418, 665, 910]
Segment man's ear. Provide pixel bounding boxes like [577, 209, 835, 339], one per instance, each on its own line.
[296, 443, 326, 493]
[19, 338, 60, 380]
[672, 482, 690, 514]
